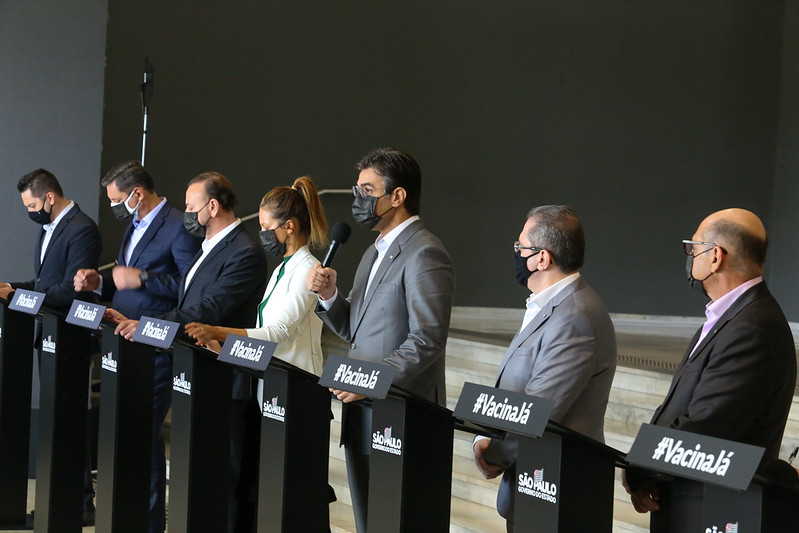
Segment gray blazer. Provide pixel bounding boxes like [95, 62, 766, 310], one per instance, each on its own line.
[316, 219, 455, 405]
[486, 276, 617, 519]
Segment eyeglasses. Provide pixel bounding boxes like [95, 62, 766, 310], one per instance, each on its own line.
[513, 241, 543, 254]
[352, 185, 388, 199]
[682, 240, 727, 257]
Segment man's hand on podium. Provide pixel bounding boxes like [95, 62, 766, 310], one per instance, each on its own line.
[0, 283, 14, 301]
[104, 308, 127, 324]
[473, 438, 503, 479]
[115, 319, 139, 340]
[329, 388, 364, 403]
[622, 469, 660, 513]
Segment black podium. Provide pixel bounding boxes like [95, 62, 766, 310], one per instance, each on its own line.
[513, 422, 620, 532]
[94, 325, 158, 532]
[0, 301, 35, 529]
[168, 340, 234, 533]
[702, 471, 799, 531]
[34, 309, 93, 533]
[366, 388, 454, 533]
[256, 357, 331, 533]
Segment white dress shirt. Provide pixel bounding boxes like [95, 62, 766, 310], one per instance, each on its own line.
[40, 201, 75, 263]
[184, 219, 241, 290]
[319, 215, 420, 310]
[124, 197, 167, 265]
[520, 272, 581, 330]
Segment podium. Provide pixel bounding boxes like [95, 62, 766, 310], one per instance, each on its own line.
[366, 388, 454, 533]
[0, 302, 35, 528]
[168, 340, 234, 533]
[94, 325, 158, 532]
[513, 422, 620, 532]
[453, 381, 622, 533]
[702, 470, 799, 531]
[34, 309, 93, 533]
[256, 357, 331, 533]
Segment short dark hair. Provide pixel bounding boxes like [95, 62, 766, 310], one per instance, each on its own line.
[188, 172, 238, 211]
[704, 219, 768, 275]
[356, 147, 422, 216]
[526, 205, 585, 273]
[17, 168, 64, 198]
[100, 161, 155, 193]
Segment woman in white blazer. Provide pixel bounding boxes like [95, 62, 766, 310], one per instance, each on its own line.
[185, 175, 328, 375]
[185, 176, 331, 529]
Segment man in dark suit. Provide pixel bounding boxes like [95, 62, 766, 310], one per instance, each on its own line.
[114, 171, 267, 533]
[472, 205, 617, 532]
[624, 208, 797, 532]
[1, 169, 101, 308]
[73, 161, 201, 533]
[307, 148, 455, 533]
[0, 168, 102, 525]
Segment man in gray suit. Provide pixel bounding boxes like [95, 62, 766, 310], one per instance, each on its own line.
[473, 205, 617, 532]
[307, 147, 455, 533]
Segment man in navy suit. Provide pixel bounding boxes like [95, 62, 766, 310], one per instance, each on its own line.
[0, 168, 102, 525]
[74, 161, 201, 533]
[114, 171, 267, 533]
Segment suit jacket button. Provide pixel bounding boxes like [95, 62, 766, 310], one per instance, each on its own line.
[351, 342, 356, 350]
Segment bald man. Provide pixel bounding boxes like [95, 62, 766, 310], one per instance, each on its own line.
[624, 208, 797, 532]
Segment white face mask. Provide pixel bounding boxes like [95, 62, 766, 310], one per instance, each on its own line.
[110, 189, 142, 220]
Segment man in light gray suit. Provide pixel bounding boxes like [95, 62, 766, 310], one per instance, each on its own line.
[473, 205, 617, 532]
[307, 147, 455, 533]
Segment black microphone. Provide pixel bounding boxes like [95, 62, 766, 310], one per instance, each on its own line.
[322, 222, 352, 268]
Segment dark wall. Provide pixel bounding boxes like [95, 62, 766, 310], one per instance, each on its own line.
[769, 0, 799, 319]
[0, 1, 107, 281]
[101, 1, 787, 316]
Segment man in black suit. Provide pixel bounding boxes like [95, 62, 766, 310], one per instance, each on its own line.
[114, 171, 267, 533]
[0, 168, 102, 525]
[1, 169, 101, 308]
[74, 161, 201, 533]
[624, 208, 797, 532]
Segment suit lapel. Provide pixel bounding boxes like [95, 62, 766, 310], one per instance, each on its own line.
[117, 223, 134, 265]
[350, 220, 423, 335]
[34, 228, 45, 275]
[38, 206, 78, 274]
[128, 204, 170, 267]
[177, 248, 203, 307]
[180, 225, 241, 305]
[495, 278, 583, 384]
[651, 330, 700, 423]
[652, 282, 768, 424]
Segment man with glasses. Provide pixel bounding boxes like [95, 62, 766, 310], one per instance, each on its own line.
[307, 147, 454, 533]
[624, 208, 796, 533]
[472, 205, 617, 532]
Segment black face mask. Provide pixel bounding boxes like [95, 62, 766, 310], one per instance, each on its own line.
[513, 250, 538, 287]
[685, 254, 712, 296]
[183, 203, 209, 238]
[259, 229, 287, 257]
[110, 190, 141, 221]
[28, 201, 52, 225]
[352, 193, 391, 229]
